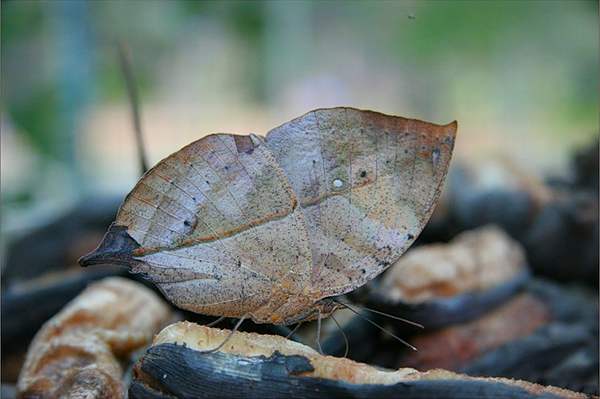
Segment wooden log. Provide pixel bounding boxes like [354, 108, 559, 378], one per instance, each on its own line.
[1, 267, 126, 355]
[400, 293, 551, 370]
[434, 146, 599, 286]
[129, 322, 591, 399]
[16, 277, 172, 398]
[462, 280, 599, 395]
[368, 226, 529, 329]
[524, 191, 598, 284]
[397, 279, 599, 395]
[2, 196, 121, 286]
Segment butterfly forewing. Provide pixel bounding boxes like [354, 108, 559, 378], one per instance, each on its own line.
[265, 108, 456, 297]
[82, 107, 456, 323]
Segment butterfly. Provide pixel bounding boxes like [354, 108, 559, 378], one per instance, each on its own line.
[81, 107, 456, 330]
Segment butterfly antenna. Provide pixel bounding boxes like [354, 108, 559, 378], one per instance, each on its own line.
[336, 300, 423, 329]
[316, 310, 324, 355]
[117, 40, 149, 175]
[199, 315, 246, 354]
[330, 313, 349, 358]
[334, 300, 417, 351]
[206, 316, 226, 328]
[285, 322, 304, 339]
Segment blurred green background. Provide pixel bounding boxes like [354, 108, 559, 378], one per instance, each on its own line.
[1, 0, 598, 234]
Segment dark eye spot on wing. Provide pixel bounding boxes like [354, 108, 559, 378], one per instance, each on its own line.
[406, 233, 414, 240]
[183, 218, 197, 231]
[360, 170, 367, 178]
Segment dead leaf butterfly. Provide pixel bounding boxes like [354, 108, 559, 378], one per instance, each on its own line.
[81, 107, 457, 326]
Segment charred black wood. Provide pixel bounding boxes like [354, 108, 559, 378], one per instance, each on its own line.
[524, 193, 598, 284]
[321, 313, 381, 361]
[3, 196, 121, 286]
[395, 279, 598, 395]
[367, 270, 530, 331]
[419, 138, 599, 286]
[571, 137, 598, 192]
[129, 343, 575, 399]
[527, 279, 598, 324]
[1, 267, 125, 354]
[462, 323, 598, 396]
[448, 169, 537, 240]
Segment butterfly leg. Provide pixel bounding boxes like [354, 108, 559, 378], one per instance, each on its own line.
[206, 316, 226, 327]
[315, 310, 324, 355]
[285, 322, 304, 339]
[197, 315, 247, 354]
[331, 313, 349, 358]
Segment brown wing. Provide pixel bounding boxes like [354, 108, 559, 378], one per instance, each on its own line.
[265, 107, 456, 297]
[112, 134, 314, 317]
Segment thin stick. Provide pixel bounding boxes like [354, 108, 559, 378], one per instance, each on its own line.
[315, 310, 324, 355]
[206, 316, 226, 327]
[335, 300, 423, 329]
[199, 315, 246, 353]
[117, 41, 149, 174]
[331, 313, 349, 358]
[337, 301, 417, 351]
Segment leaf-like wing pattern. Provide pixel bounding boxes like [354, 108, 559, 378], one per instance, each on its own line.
[111, 134, 314, 318]
[81, 108, 456, 323]
[265, 108, 456, 297]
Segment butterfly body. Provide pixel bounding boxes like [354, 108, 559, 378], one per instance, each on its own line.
[80, 108, 456, 326]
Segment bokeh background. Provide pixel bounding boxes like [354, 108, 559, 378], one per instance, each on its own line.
[2, 0, 598, 239]
[1, 2, 599, 395]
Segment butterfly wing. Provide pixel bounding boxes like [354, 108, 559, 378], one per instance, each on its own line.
[82, 108, 456, 320]
[85, 134, 314, 318]
[265, 108, 456, 297]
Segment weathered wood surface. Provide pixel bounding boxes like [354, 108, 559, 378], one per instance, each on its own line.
[129, 322, 590, 399]
[16, 277, 172, 398]
[394, 279, 599, 395]
[367, 226, 530, 329]
[1, 267, 125, 352]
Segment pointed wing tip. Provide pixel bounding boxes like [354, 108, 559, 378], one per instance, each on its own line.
[446, 120, 458, 136]
[79, 223, 141, 269]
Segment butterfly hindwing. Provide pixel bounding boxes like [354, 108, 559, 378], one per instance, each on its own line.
[114, 134, 313, 317]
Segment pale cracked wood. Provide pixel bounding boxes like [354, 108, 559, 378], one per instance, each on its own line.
[17, 277, 172, 399]
[80, 107, 457, 325]
[131, 321, 591, 399]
